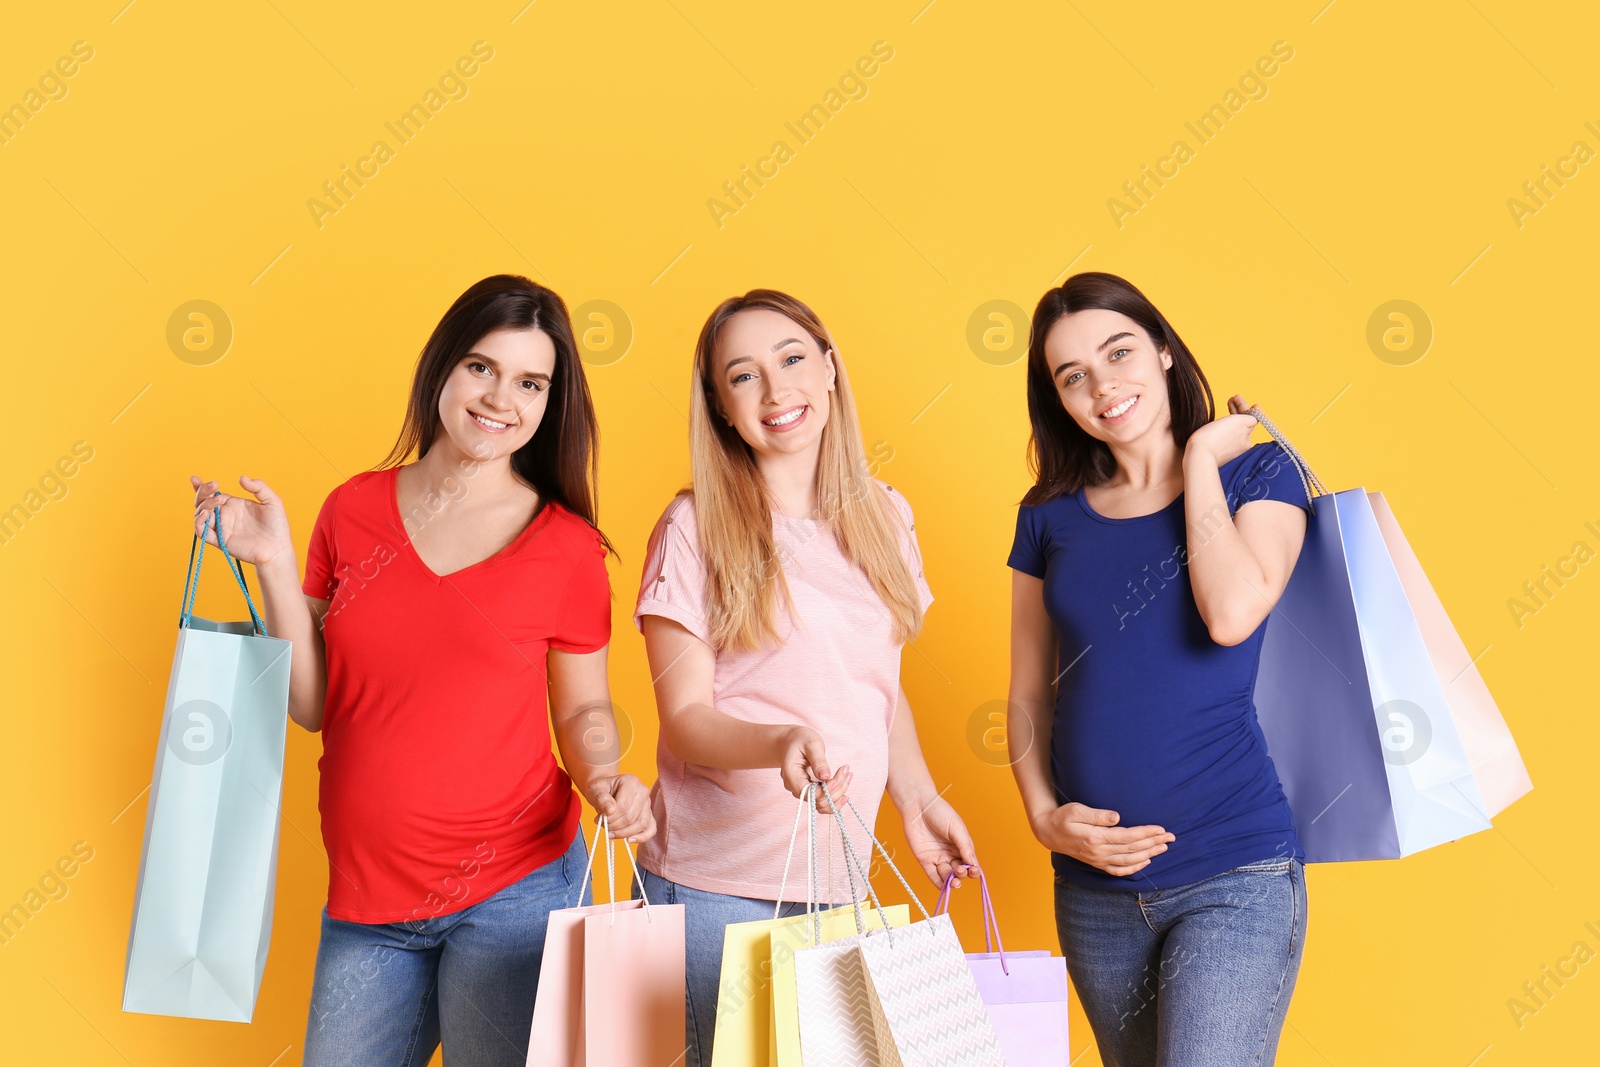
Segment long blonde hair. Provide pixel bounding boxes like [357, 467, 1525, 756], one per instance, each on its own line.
[687, 290, 924, 653]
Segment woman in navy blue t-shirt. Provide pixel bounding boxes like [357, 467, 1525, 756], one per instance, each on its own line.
[1006, 272, 1313, 1067]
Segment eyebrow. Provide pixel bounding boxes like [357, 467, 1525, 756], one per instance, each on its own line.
[724, 337, 808, 372]
[1054, 331, 1135, 377]
[466, 352, 550, 382]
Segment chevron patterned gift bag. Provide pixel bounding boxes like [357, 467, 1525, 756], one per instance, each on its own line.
[794, 786, 1005, 1067]
[856, 914, 1006, 1067]
[776, 903, 906, 1067]
[795, 928, 886, 1066]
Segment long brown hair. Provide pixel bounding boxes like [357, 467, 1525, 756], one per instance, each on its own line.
[1023, 272, 1215, 506]
[687, 289, 922, 652]
[378, 274, 612, 553]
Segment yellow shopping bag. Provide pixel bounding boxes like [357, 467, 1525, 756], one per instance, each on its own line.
[709, 904, 906, 1067]
[713, 785, 909, 1067]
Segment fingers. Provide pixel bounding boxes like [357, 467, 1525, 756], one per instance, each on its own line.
[592, 777, 654, 842]
[1063, 802, 1122, 827]
[1105, 860, 1154, 877]
[1113, 841, 1170, 865]
[192, 480, 225, 520]
[606, 801, 653, 842]
[591, 778, 617, 816]
[192, 477, 220, 509]
[1094, 834, 1172, 877]
[1097, 827, 1174, 850]
[192, 500, 223, 545]
[814, 765, 851, 814]
[799, 735, 830, 783]
[239, 474, 276, 504]
[949, 818, 979, 871]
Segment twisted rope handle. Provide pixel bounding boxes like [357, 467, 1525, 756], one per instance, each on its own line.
[819, 781, 890, 945]
[181, 508, 269, 636]
[772, 782, 834, 946]
[839, 793, 932, 924]
[1245, 404, 1330, 505]
[577, 816, 651, 926]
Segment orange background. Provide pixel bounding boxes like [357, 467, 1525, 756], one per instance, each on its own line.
[1, 2, 1596, 1063]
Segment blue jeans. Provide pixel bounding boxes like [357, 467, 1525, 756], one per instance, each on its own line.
[634, 868, 811, 1067]
[303, 830, 590, 1067]
[1054, 855, 1308, 1067]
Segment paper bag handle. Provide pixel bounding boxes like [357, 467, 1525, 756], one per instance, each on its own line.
[1245, 404, 1331, 507]
[577, 817, 652, 925]
[936, 866, 1010, 974]
[181, 508, 269, 636]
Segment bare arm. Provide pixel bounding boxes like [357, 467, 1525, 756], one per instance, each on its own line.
[257, 558, 329, 733]
[1007, 570, 1060, 830]
[640, 614, 848, 805]
[1182, 443, 1307, 647]
[885, 685, 978, 886]
[193, 475, 326, 732]
[547, 644, 654, 843]
[885, 685, 937, 813]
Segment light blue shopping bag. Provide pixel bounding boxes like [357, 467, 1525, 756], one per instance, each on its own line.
[1249, 411, 1495, 861]
[123, 511, 292, 1022]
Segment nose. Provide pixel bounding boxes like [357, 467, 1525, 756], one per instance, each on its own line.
[483, 379, 523, 416]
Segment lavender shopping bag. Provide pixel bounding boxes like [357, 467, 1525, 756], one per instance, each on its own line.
[1248, 409, 1515, 861]
[935, 869, 1068, 1065]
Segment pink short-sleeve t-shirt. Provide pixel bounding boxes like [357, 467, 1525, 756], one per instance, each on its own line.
[633, 481, 934, 902]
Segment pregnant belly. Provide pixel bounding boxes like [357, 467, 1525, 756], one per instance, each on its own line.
[1052, 709, 1284, 836]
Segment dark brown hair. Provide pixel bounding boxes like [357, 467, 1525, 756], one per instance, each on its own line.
[1022, 272, 1215, 506]
[377, 274, 613, 553]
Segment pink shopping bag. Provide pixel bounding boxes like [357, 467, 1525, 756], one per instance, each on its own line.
[1367, 493, 1533, 815]
[528, 820, 686, 1066]
[936, 868, 1070, 1065]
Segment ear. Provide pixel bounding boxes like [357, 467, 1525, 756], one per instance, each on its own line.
[1160, 346, 1173, 372]
[825, 349, 838, 391]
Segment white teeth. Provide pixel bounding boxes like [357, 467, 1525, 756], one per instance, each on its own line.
[1100, 396, 1137, 419]
[764, 407, 804, 426]
[473, 414, 509, 429]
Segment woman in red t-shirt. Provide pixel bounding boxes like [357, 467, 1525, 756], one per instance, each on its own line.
[189, 274, 652, 1067]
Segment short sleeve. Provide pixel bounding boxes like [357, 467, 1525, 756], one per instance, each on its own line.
[882, 484, 933, 614]
[549, 523, 612, 653]
[633, 495, 715, 646]
[1007, 504, 1048, 578]
[1229, 442, 1312, 515]
[301, 485, 341, 599]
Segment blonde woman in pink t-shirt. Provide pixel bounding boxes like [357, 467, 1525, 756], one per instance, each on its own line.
[632, 289, 978, 1067]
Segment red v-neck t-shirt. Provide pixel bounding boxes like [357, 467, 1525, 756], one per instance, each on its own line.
[302, 467, 611, 923]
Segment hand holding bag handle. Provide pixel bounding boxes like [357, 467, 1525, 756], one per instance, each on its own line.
[181, 507, 269, 636]
[1244, 403, 1331, 507]
[814, 779, 936, 949]
[774, 780, 918, 947]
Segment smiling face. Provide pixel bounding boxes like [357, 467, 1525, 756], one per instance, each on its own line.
[1042, 308, 1175, 443]
[433, 326, 557, 463]
[710, 307, 837, 459]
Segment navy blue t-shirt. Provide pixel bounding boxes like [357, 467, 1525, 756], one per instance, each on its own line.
[1007, 441, 1312, 893]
